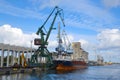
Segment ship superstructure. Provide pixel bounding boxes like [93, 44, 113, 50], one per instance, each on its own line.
[53, 23, 88, 71]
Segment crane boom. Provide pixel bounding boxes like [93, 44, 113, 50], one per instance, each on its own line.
[36, 6, 57, 35]
[30, 6, 65, 67]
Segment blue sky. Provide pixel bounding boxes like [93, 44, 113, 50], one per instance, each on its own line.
[0, 0, 120, 62]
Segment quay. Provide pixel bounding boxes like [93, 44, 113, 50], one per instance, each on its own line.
[0, 43, 38, 75]
[0, 43, 35, 68]
[0, 67, 41, 75]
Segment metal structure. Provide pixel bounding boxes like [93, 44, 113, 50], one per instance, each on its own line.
[62, 30, 73, 54]
[55, 22, 65, 55]
[30, 6, 65, 67]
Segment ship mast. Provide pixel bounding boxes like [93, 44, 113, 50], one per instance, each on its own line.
[56, 22, 64, 55]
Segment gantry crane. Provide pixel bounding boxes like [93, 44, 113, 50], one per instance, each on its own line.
[30, 6, 65, 67]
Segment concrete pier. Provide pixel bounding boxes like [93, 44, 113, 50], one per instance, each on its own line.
[0, 43, 36, 68]
[0, 67, 41, 75]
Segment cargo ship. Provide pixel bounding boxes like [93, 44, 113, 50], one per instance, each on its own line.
[53, 57, 87, 71]
[53, 23, 88, 71]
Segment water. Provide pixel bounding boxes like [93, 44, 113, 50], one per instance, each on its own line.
[0, 64, 120, 80]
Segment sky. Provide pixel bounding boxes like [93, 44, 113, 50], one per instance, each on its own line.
[0, 0, 120, 62]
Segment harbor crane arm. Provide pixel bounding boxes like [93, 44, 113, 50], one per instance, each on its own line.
[31, 6, 65, 66]
[45, 7, 65, 43]
[36, 6, 65, 45]
[36, 6, 57, 35]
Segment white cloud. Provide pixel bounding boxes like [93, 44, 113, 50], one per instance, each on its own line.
[0, 0, 116, 31]
[0, 24, 119, 62]
[47, 40, 57, 51]
[28, 0, 115, 29]
[0, 24, 39, 47]
[79, 39, 88, 47]
[28, 0, 60, 11]
[97, 29, 120, 50]
[60, 0, 114, 22]
[0, 24, 65, 51]
[39, 0, 59, 10]
[102, 0, 120, 8]
[0, 0, 46, 19]
[47, 33, 92, 52]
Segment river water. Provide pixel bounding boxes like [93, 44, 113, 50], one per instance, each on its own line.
[0, 64, 120, 80]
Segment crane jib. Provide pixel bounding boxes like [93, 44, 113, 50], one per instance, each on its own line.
[30, 6, 66, 68]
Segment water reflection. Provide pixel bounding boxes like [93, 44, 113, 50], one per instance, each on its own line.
[1, 73, 26, 80]
[0, 64, 120, 80]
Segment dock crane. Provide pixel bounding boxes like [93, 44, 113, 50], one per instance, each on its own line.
[30, 6, 65, 67]
[62, 30, 73, 54]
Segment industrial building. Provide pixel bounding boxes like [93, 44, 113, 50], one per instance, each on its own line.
[72, 42, 88, 63]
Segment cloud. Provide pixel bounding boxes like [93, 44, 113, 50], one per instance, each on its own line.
[0, 24, 119, 62]
[97, 29, 120, 50]
[0, 0, 46, 19]
[47, 40, 57, 51]
[79, 39, 88, 47]
[77, 28, 120, 62]
[0, 24, 39, 47]
[47, 33, 92, 52]
[29, 0, 60, 10]
[102, 0, 120, 8]
[38, 0, 58, 10]
[60, 0, 114, 22]
[0, 24, 73, 51]
[27, 0, 115, 30]
[0, 0, 117, 31]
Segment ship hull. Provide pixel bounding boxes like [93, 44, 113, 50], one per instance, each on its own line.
[53, 60, 87, 71]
